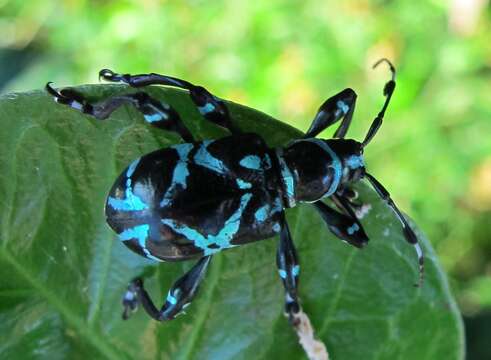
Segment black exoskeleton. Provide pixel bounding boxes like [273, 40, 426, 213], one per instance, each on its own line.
[46, 59, 424, 327]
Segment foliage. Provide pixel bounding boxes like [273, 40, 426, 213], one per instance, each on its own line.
[1, 2, 490, 317]
[0, 86, 463, 359]
[1, 0, 490, 357]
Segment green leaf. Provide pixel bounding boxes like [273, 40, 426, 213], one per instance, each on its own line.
[0, 85, 463, 359]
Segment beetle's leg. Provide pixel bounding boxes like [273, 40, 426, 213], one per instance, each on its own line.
[45, 82, 194, 142]
[336, 187, 359, 203]
[332, 188, 370, 219]
[365, 172, 424, 286]
[99, 69, 241, 135]
[277, 212, 301, 323]
[361, 59, 396, 147]
[124, 256, 211, 321]
[303, 88, 357, 139]
[312, 200, 368, 248]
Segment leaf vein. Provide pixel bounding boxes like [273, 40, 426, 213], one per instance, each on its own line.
[0, 249, 125, 360]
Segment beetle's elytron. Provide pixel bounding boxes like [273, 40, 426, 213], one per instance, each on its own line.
[46, 59, 424, 324]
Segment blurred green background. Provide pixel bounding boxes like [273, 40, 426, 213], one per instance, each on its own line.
[1, 0, 490, 358]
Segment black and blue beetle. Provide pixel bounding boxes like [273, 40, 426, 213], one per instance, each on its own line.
[46, 59, 424, 325]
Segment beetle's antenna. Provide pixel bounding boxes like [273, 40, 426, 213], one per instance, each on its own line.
[362, 59, 396, 148]
[365, 173, 424, 287]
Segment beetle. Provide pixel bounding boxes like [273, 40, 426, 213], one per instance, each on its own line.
[46, 59, 424, 325]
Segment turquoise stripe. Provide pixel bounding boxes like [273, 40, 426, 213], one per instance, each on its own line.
[194, 140, 229, 174]
[126, 158, 140, 178]
[198, 103, 215, 115]
[236, 178, 252, 189]
[161, 193, 252, 255]
[254, 204, 270, 223]
[275, 148, 296, 207]
[239, 155, 262, 170]
[160, 143, 194, 207]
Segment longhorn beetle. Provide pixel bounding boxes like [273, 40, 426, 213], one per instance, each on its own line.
[46, 59, 424, 325]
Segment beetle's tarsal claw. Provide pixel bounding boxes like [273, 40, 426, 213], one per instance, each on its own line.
[99, 68, 122, 82]
[45, 82, 61, 98]
[99, 68, 113, 78]
[45, 82, 77, 106]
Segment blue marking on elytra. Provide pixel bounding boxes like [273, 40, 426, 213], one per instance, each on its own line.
[236, 178, 252, 189]
[273, 223, 281, 232]
[109, 158, 149, 212]
[278, 269, 287, 279]
[198, 103, 215, 115]
[347, 223, 360, 235]
[108, 188, 148, 211]
[271, 197, 283, 214]
[239, 155, 262, 170]
[276, 149, 296, 206]
[144, 113, 167, 123]
[194, 140, 229, 174]
[254, 204, 270, 223]
[337, 100, 349, 115]
[284, 176, 294, 201]
[160, 143, 194, 207]
[126, 158, 140, 178]
[303, 139, 342, 197]
[166, 291, 177, 305]
[162, 193, 253, 255]
[346, 155, 364, 169]
[118, 224, 161, 261]
[292, 265, 300, 277]
[173, 161, 190, 186]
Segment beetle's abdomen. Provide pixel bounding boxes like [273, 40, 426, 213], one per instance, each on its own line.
[105, 134, 284, 261]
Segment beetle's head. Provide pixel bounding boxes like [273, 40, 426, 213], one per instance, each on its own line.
[325, 139, 366, 184]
